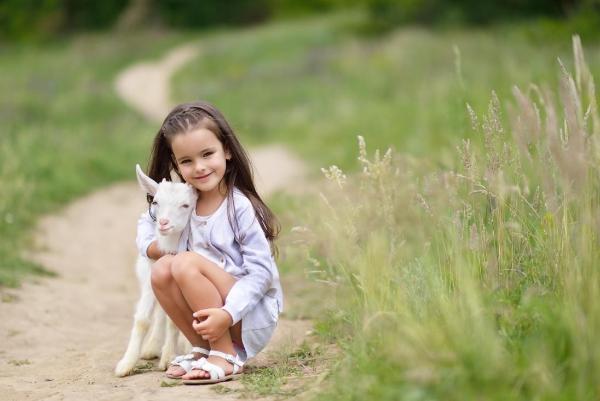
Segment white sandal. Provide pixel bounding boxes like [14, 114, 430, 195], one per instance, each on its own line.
[182, 350, 244, 385]
[166, 346, 210, 379]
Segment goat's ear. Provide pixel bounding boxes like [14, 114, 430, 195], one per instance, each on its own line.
[135, 164, 158, 196]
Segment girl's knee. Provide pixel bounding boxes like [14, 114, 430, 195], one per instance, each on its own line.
[171, 252, 204, 282]
[151, 255, 175, 289]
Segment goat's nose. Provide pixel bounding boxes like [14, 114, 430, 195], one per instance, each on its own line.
[159, 218, 169, 226]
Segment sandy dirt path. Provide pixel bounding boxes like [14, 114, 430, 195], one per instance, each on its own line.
[0, 42, 310, 400]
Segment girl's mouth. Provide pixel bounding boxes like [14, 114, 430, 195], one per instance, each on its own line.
[195, 172, 212, 180]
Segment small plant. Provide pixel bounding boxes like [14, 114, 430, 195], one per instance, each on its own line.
[212, 342, 324, 398]
[212, 384, 235, 394]
[8, 359, 30, 366]
[159, 379, 182, 387]
[131, 361, 154, 375]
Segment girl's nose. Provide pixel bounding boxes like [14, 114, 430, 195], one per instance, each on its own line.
[159, 218, 169, 226]
[194, 160, 207, 172]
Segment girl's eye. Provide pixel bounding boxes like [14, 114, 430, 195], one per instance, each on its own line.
[203, 152, 214, 158]
[180, 160, 190, 164]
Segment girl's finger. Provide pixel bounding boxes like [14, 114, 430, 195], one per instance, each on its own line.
[195, 320, 209, 330]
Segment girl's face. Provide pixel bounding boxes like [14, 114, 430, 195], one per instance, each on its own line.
[170, 128, 231, 197]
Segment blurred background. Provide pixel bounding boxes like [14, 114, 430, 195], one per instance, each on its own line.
[2, 1, 600, 399]
[3, 0, 600, 40]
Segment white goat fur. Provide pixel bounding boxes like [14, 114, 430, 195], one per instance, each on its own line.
[115, 164, 198, 377]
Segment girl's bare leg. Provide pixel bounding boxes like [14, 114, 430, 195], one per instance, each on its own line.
[169, 252, 244, 380]
[151, 255, 210, 376]
[151, 255, 209, 346]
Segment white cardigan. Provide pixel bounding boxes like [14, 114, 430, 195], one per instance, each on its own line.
[136, 188, 283, 330]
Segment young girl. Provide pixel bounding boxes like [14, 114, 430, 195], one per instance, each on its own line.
[135, 101, 283, 384]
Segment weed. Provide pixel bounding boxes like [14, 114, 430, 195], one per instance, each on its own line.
[8, 359, 31, 366]
[159, 380, 181, 387]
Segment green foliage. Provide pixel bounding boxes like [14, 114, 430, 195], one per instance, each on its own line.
[296, 36, 600, 400]
[153, 0, 271, 28]
[0, 30, 189, 286]
[267, 0, 351, 18]
[153, 0, 355, 28]
[0, 0, 128, 41]
[62, 0, 128, 30]
[361, 0, 594, 32]
[509, 12, 600, 42]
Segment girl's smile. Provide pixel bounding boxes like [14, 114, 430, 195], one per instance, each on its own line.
[194, 172, 212, 180]
[170, 128, 231, 197]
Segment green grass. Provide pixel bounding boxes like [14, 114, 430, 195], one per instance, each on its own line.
[172, 11, 600, 172]
[0, 30, 196, 286]
[285, 36, 600, 401]
[211, 340, 326, 398]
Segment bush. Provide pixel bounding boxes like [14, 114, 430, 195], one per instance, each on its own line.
[362, 0, 591, 31]
[0, 0, 128, 41]
[152, 0, 271, 28]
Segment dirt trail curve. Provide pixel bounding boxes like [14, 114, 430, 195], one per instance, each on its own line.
[0, 42, 310, 400]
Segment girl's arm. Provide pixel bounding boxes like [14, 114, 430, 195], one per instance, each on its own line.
[136, 210, 157, 258]
[221, 201, 276, 325]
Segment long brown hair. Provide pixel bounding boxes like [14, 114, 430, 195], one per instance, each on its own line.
[146, 101, 280, 248]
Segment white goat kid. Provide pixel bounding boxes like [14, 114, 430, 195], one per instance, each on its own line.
[115, 164, 198, 377]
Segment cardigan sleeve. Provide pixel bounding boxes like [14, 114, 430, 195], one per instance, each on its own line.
[136, 210, 156, 258]
[221, 200, 274, 325]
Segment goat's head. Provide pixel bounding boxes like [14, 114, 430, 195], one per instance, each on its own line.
[135, 164, 198, 236]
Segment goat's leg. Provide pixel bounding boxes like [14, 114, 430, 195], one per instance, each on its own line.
[158, 316, 180, 370]
[140, 306, 165, 359]
[115, 279, 156, 377]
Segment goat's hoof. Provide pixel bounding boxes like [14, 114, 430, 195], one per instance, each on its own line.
[158, 356, 171, 371]
[114, 359, 135, 377]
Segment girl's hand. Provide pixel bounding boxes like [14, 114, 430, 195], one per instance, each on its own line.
[147, 240, 163, 260]
[192, 308, 233, 342]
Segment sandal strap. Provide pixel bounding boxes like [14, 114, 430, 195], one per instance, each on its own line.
[190, 346, 210, 355]
[171, 354, 194, 364]
[189, 358, 207, 370]
[170, 347, 210, 367]
[208, 350, 244, 372]
[190, 358, 223, 380]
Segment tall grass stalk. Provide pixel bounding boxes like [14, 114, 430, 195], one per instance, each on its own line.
[303, 36, 600, 400]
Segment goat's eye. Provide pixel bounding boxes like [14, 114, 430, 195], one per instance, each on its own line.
[182, 204, 190, 208]
[151, 201, 158, 206]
